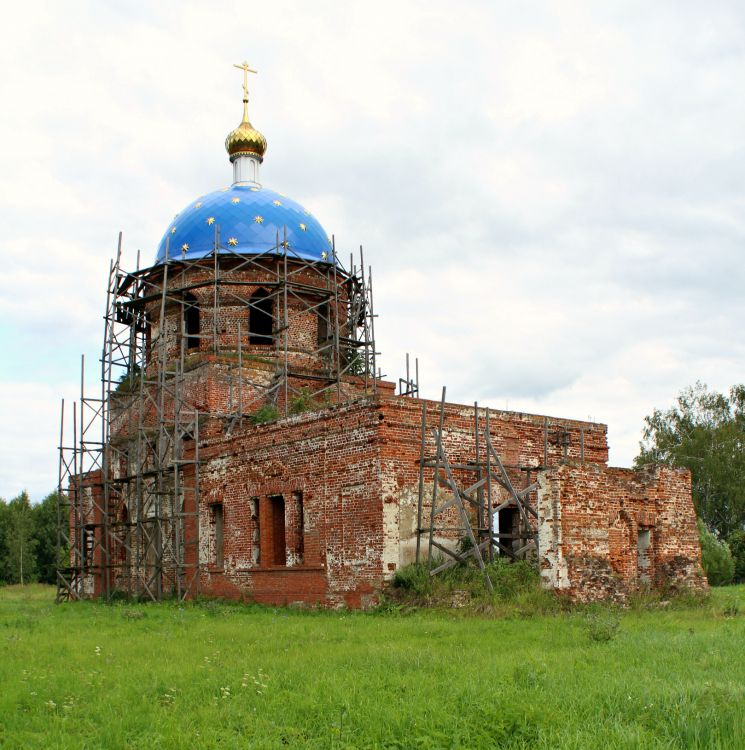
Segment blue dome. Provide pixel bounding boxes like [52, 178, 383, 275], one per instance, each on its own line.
[155, 184, 332, 264]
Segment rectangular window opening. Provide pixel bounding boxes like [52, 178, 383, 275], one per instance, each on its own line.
[269, 495, 286, 566]
[211, 503, 224, 568]
[637, 528, 651, 584]
[293, 490, 304, 566]
[82, 524, 95, 570]
[250, 497, 260, 566]
[249, 290, 274, 345]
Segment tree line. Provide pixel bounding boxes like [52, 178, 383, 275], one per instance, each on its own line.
[0, 491, 60, 585]
[635, 381, 745, 585]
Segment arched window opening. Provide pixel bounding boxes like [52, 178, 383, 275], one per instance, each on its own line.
[249, 288, 274, 345]
[183, 293, 200, 350]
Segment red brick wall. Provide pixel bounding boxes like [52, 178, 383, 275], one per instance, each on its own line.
[376, 396, 608, 569]
[84, 390, 704, 607]
[194, 395, 610, 605]
[537, 463, 707, 602]
[197, 399, 384, 607]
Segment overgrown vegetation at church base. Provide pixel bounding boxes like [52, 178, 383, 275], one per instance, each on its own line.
[388, 559, 561, 615]
[2, 585, 744, 749]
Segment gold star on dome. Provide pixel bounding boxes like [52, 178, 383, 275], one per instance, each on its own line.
[181, 243, 189, 252]
[207, 217, 215, 225]
[250, 187, 260, 192]
[299, 223, 307, 231]
[281, 240, 290, 249]
[254, 215, 264, 224]
[231, 197, 240, 204]
[321, 251, 328, 260]
[228, 237, 238, 246]
[194, 202, 202, 209]
[272, 199, 282, 206]
[170, 226, 176, 234]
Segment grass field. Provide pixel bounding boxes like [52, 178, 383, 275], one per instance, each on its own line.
[1, 584, 744, 749]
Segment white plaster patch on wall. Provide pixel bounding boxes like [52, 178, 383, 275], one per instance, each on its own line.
[396, 485, 420, 568]
[379, 460, 400, 577]
[537, 472, 569, 590]
[198, 506, 210, 565]
[82, 572, 94, 596]
[204, 456, 230, 481]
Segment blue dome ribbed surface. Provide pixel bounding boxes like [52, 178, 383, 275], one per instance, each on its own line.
[155, 184, 332, 264]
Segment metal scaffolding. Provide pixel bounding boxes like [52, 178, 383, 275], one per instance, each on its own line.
[415, 388, 541, 591]
[57, 229, 379, 602]
[397, 353, 419, 397]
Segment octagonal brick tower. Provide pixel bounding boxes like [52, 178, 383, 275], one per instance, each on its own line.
[123, 64, 373, 430]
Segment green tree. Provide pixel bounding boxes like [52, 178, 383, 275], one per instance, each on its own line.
[6, 491, 38, 585]
[727, 530, 745, 584]
[698, 519, 735, 586]
[32, 492, 61, 585]
[635, 382, 745, 539]
[0, 498, 11, 584]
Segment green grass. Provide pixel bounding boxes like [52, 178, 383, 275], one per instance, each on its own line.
[0, 585, 744, 749]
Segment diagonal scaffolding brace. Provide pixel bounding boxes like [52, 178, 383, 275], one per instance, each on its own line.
[415, 389, 541, 591]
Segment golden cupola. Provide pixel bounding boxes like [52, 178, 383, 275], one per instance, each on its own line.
[225, 106, 267, 161]
[225, 61, 267, 183]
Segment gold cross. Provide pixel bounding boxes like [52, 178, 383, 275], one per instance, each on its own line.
[233, 60, 257, 101]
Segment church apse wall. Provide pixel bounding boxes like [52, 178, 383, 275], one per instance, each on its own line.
[536, 463, 708, 602]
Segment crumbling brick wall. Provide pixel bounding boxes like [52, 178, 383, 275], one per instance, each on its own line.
[194, 394, 608, 605]
[197, 399, 385, 608]
[536, 463, 707, 602]
[377, 397, 608, 569]
[91, 392, 706, 607]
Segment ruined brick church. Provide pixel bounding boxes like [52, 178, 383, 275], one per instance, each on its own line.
[58, 65, 706, 606]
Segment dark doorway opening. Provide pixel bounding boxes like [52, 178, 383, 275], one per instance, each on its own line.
[249, 288, 274, 345]
[498, 507, 519, 557]
[269, 495, 286, 566]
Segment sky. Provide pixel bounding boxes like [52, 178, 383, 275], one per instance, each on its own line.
[1, 0, 744, 501]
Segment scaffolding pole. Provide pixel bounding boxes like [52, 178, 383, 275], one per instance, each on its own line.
[415, 392, 542, 590]
[58, 226, 379, 601]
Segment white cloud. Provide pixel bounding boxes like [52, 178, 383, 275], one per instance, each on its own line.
[1, 0, 744, 498]
[0, 381, 77, 500]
